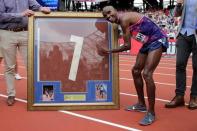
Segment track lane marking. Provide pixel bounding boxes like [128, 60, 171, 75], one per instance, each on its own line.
[0, 94, 141, 131]
[0, 74, 191, 88]
[120, 70, 192, 78]
[120, 77, 191, 88]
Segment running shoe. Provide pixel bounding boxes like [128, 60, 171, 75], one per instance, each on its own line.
[125, 103, 147, 112]
[139, 112, 156, 126]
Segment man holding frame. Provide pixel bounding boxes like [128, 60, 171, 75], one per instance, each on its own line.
[0, 0, 51, 106]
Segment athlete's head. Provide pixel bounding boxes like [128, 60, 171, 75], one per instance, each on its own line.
[102, 6, 118, 23]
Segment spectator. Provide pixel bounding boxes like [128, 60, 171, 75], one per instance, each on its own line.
[0, 49, 22, 80]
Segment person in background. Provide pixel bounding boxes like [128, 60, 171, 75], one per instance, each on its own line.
[15, 61, 22, 80]
[0, 54, 22, 80]
[100, 6, 168, 126]
[0, 0, 51, 106]
[165, 0, 197, 110]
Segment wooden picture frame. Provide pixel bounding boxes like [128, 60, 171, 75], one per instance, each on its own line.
[27, 12, 119, 110]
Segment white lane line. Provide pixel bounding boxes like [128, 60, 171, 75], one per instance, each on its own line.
[119, 64, 193, 71]
[119, 56, 192, 64]
[119, 60, 192, 67]
[59, 110, 141, 131]
[1, 56, 192, 65]
[119, 55, 180, 60]
[120, 93, 170, 103]
[0, 60, 192, 70]
[120, 77, 191, 88]
[1, 70, 191, 80]
[119, 92, 189, 105]
[0, 94, 27, 103]
[0, 94, 141, 131]
[0, 92, 188, 107]
[0, 74, 191, 88]
[120, 70, 192, 78]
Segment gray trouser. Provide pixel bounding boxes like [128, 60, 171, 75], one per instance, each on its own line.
[175, 33, 197, 96]
[0, 47, 3, 57]
[0, 30, 27, 96]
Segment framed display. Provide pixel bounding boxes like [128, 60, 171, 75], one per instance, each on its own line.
[28, 12, 119, 110]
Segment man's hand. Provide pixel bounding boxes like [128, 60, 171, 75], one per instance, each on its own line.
[96, 44, 110, 56]
[21, 9, 35, 17]
[177, 0, 184, 4]
[40, 7, 51, 14]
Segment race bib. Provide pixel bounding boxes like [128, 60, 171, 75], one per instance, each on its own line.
[132, 31, 149, 44]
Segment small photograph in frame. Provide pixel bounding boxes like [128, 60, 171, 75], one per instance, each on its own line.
[42, 85, 54, 101]
[95, 83, 107, 101]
